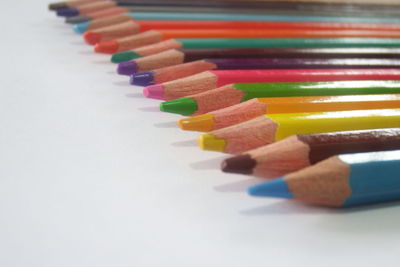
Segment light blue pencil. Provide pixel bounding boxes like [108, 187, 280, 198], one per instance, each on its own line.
[248, 150, 400, 207]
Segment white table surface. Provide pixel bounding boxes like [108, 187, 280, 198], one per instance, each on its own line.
[1, 1, 400, 266]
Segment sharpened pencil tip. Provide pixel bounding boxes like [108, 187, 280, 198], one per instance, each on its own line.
[160, 97, 198, 116]
[248, 178, 293, 198]
[111, 51, 140, 63]
[56, 7, 79, 17]
[84, 31, 102, 45]
[94, 40, 119, 54]
[143, 84, 165, 100]
[130, 72, 154, 86]
[197, 133, 226, 152]
[178, 114, 214, 131]
[73, 22, 89, 34]
[66, 15, 91, 24]
[222, 154, 257, 174]
[117, 61, 138, 75]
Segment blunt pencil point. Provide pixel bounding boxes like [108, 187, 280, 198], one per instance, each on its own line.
[117, 61, 137, 75]
[94, 40, 118, 54]
[83, 31, 101, 45]
[73, 22, 89, 34]
[178, 114, 214, 132]
[221, 155, 257, 175]
[130, 72, 154, 86]
[56, 7, 78, 17]
[111, 51, 139, 63]
[198, 133, 226, 152]
[160, 97, 198, 116]
[65, 15, 91, 24]
[248, 178, 293, 198]
[143, 84, 165, 100]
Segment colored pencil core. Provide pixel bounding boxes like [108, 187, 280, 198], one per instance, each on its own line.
[73, 22, 90, 34]
[111, 51, 140, 63]
[178, 114, 215, 132]
[117, 61, 138, 75]
[248, 179, 293, 198]
[130, 72, 154, 86]
[197, 133, 226, 152]
[143, 84, 164, 100]
[83, 31, 102, 45]
[221, 154, 257, 175]
[94, 40, 119, 54]
[57, 7, 78, 17]
[160, 97, 198, 116]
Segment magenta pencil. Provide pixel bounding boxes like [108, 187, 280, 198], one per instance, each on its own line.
[143, 68, 400, 100]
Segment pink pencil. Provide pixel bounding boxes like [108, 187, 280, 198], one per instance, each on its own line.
[143, 68, 400, 100]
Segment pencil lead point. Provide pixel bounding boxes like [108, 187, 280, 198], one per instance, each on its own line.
[111, 51, 139, 63]
[248, 179, 293, 198]
[117, 61, 138, 75]
[221, 155, 257, 174]
[65, 15, 91, 24]
[178, 114, 214, 131]
[84, 32, 102, 45]
[56, 7, 79, 17]
[130, 72, 154, 86]
[73, 22, 89, 34]
[160, 97, 197, 116]
[197, 133, 226, 152]
[94, 40, 118, 54]
[143, 84, 165, 100]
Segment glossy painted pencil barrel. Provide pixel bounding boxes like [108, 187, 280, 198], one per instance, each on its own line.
[160, 80, 400, 116]
[82, 20, 400, 44]
[248, 150, 400, 207]
[198, 109, 400, 154]
[178, 94, 400, 131]
[145, 69, 400, 101]
[111, 47, 400, 63]
[222, 128, 400, 178]
[129, 57, 400, 84]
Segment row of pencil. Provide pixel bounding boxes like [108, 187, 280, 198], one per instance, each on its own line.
[50, 0, 400, 208]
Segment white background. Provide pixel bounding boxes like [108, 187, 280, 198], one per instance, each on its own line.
[1, 1, 400, 266]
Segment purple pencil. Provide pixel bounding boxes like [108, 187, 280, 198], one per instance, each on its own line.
[128, 57, 400, 86]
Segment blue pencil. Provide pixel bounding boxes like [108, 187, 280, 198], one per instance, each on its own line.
[248, 150, 400, 207]
[73, 12, 400, 34]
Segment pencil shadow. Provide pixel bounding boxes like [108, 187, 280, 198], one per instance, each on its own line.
[92, 60, 111, 64]
[171, 139, 196, 147]
[240, 199, 400, 217]
[240, 201, 335, 216]
[190, 155, 228, 170]
[138, 106, 159, 112]
[154, 121, 177, 128]
[107, 70, 117, 74]
[214, 177, 264, 192]
[77, 50, 93, 55]
[69, 41, 85, 46]
[113, 80, 130, 87]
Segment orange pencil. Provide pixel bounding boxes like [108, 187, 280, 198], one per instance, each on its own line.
[179, 94, 400, 132]
[84, 20, 400, 44]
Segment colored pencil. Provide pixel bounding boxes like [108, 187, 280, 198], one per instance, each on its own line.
[112, 47, 400, 63]
[95, 29, 400, 54]
[128, 57, 400, 82]
[65, 10, 400, 24]
[160, 80, 400, 116]
[144, 69, 400, 100]
[178, 94, 400, 131]
[49, 0, 102, 11]
[56, 1, 117, 17]
[248, 150, 400, 207]
[197, 108, 400, 154]
[222, 128, 400, 178]
[99, 37, 400, 55]
[82, 20, 400, 44]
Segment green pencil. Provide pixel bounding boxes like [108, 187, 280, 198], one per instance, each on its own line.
[160, 80, 400, 116]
